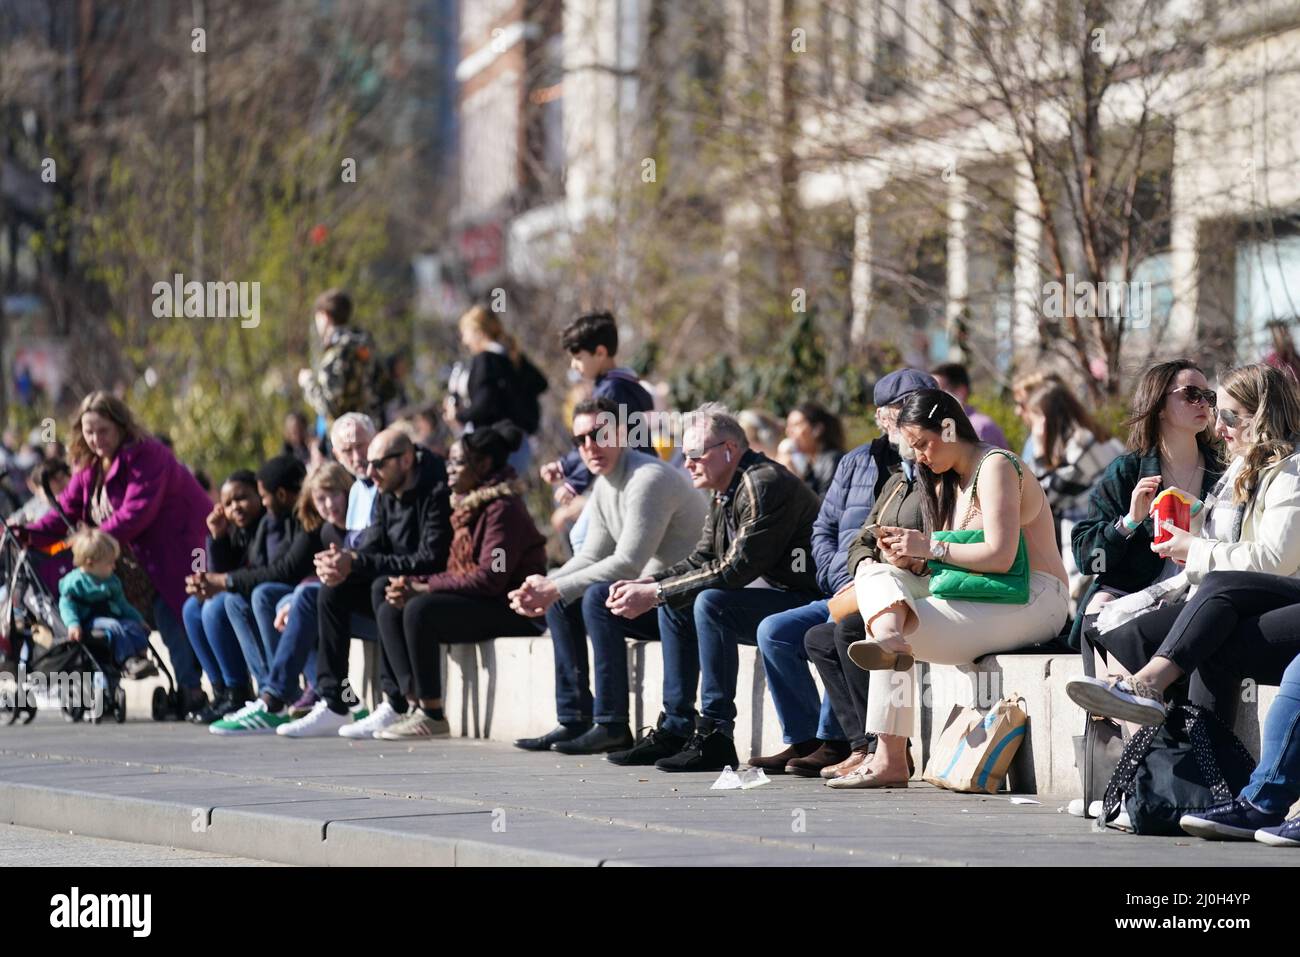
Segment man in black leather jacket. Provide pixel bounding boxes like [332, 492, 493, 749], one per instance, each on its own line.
[607, 403, 822, 772]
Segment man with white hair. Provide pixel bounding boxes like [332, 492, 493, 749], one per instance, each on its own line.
[227, 412, 381, 723]
[330, 412, 380, 535]
[606, 403, 822, 772]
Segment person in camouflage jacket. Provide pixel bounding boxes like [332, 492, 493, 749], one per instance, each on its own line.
[298, 289, 382, 424]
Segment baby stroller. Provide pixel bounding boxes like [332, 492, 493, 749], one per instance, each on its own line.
[1, 515, 187, 724]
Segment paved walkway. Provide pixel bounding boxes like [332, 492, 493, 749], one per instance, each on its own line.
[0, 717, 1291, 866]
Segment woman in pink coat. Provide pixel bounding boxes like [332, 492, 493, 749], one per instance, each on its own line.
[26, 391, 211, 710]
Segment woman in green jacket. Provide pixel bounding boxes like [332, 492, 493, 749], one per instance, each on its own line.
[1069, 359, 1223, 650]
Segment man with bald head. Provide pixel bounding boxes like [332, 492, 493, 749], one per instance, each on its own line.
[279, 426, 452, 737]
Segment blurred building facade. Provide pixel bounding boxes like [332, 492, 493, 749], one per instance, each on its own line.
[445, 0, 1300, 391]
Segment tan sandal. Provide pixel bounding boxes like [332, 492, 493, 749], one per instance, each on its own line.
[825, 765, 909, 789]
[821, 747, 870, 779]
[847, 639, 915, 672]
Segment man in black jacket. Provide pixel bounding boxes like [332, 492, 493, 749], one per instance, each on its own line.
[607, 403, 822, 772]
[279, 429, 452, 737]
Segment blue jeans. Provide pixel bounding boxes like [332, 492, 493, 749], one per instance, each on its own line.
[756, 599, 844, 744]
[225, 582, 293, 691]
[90, 617, 151, 667]
[657, 587, 821, 738]
[1242, 653, 1300, 815]
[263, 582, 368, 704]
[182, 593, 250, 690]
[545, 581, 661, 725]
[152, 597, 201, 690]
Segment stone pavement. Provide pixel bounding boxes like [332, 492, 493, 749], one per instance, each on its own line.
[0, 821, 280, 866]
[0, 717, 1292, 867]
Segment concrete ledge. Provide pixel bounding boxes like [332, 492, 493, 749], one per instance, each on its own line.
[119, 626, 1281, 802]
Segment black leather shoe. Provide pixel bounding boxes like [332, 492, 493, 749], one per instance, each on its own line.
[552, 723, 634, 755]
[655, 724, 740, 773]
[513, 723, 590, 751]
[607, 714, 688, 766]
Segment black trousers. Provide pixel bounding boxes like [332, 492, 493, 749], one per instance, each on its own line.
[373, 588, 543, 701]
[1098, 570, 1300, 723]
[804, 612, 872, 751]
[315, 576, 400, 709]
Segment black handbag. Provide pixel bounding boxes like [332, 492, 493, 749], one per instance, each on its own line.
[1097, 703, 1256, 835]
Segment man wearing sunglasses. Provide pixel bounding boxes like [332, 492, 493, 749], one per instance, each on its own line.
[509, 396, 707, 755]
[606, 403, 822, 772]
[279, 428, 453, 738]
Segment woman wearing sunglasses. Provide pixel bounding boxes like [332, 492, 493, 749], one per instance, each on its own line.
[1067, 359, 1224, 652]
[1069, 363, 1300, 726]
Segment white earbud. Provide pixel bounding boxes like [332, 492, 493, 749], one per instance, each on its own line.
[725, 450, 732, 463]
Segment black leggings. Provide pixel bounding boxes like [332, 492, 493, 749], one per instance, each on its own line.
[1099, 570, 1300, 723]
[374, 588, 543, 701]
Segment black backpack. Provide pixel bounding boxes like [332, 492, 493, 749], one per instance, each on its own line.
[510, 353, 549, 435]
[1097, 703, 1256, 835]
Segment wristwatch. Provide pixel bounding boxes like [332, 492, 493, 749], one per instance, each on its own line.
[654, 583, 666, 607]
[928, 539, 948, 561]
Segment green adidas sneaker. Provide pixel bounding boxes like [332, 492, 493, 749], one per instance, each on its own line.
[210, 699, 292, 735]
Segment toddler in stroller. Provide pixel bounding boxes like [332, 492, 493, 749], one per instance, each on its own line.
[58, 528, 158, 680]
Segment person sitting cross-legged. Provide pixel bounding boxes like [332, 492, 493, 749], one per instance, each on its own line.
[510, 397, 707, 755]
[750, 368, 934, 776]
[802, 396, 930, 780]
[831, 389, 1069, 790]
[605, 403, 822, 773]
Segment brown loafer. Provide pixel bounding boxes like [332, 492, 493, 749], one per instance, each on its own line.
[748, 738, 820, 773]
[787, 740, 852, 777]
[821, 746, 871, 779]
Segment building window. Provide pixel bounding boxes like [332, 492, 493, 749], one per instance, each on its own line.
[1235, 234, 1300, 359]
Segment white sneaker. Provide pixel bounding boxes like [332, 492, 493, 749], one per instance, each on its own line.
[224, 699, 263, 723]
[339, 701, 401, 739]
[276, 699, 350, 737]
[1066, 675, 1167, 726]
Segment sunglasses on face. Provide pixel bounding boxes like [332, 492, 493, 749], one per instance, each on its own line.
[365, 451, 404, 470]
[682, 440, 726, 463]
[571, 428, 608, 449]
[1166, 386, 1217, 408]
[1216, 407, 1243, 428]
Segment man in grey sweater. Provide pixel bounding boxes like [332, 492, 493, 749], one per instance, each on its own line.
[509, 396, 707, 755]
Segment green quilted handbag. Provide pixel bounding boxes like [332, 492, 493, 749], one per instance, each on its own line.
[928, 529, 1031, 604]
[926, 448, 1031, 604]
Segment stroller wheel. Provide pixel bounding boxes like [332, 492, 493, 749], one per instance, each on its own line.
[151, 686, 169, 721]
[113, 686, 127, 723]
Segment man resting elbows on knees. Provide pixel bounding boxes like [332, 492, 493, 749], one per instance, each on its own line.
[510, 397, 707, 755]
[606, 403, 822, 773]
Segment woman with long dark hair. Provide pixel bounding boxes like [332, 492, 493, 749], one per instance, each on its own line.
[826, 389, 1069, 790]
[1068, 363, 1300, 728]
[1067, 359, 1223, 649]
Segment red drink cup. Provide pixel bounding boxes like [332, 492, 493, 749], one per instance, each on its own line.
[1151, 488, 1195, 560]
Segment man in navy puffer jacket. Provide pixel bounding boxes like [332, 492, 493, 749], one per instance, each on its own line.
[750, 368, 937, 776]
